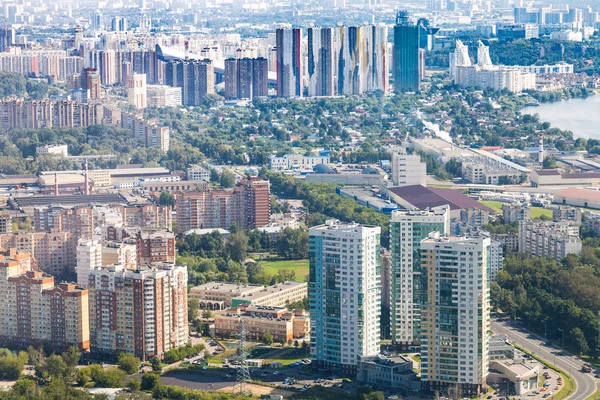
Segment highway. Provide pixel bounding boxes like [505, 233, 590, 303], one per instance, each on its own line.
[492, 319, 598, 400]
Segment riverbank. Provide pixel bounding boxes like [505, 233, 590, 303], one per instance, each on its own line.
[521, 90, 600, 139]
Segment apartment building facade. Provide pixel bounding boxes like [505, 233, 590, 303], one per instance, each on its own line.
[0, 249, 89, 352]
[87, 263, 188, 360]
[137, 230, 176, 265]
[518, 220, 582, 262]
[176, 178, 270, 233]
[309, 220, 381, 374]
[420, 235, 490, 397]
[389, 205, 450, 348]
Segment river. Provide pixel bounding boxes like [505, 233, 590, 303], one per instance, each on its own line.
[521, 94, 600, 139]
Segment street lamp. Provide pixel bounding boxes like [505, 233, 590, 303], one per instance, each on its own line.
[557, 328, 565, 349]
[543, 320, 548, 341]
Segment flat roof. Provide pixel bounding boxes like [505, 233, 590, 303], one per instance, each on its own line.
[389, 185, 494, 213]
[556, 187, 600, 202]
[190, 282, 264, 294]
[12, 193, 127, 207]
[232, 281, 307, 302]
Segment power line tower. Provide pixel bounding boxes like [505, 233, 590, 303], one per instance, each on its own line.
[235, 319, 251, 396]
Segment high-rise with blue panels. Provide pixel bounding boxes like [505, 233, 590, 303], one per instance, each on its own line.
[309, 220, 381, 375]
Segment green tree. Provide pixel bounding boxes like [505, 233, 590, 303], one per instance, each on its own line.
[159, 192, 175, 207]
[226, 231, 249, 262]
[127, 378, 142, 391]
[188, 297, 200, 322]
[94, 367, 126, 388]
[542, 156, 557, 169]
[262, 333, 274, 345]
[150, 357, 162, 372]
[276, 228, 308, 259]
[117, 353, 141, 375]
[220, 170, 236, 188]
[0, 349, 27, 380]
[141, 372, 161, 391]
[202, 310, 213, 319]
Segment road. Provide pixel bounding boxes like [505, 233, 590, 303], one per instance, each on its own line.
[492, 319, 597, 400]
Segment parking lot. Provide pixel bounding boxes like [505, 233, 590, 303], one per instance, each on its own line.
[488, 360, 563, 400]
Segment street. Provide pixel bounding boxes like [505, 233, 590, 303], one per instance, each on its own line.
[492, 319, 597, 400]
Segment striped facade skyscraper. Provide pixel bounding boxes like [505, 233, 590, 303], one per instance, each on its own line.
[276, 28, 303, 98]
[335, 25, 388, 95]
[307, 27, 334, 97]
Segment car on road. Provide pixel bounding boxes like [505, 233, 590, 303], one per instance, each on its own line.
[273, 371, 280, 375]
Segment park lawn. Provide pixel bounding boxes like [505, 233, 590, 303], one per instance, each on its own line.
[260, 258, 309, 281]
[478, 200, 553, 220]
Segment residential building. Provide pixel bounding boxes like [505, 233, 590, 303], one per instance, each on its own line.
[146, 85, 182, 107]
[36, 144, 68, 157]
[452, 41, 536, 93]
[309, 220, 381, 374]
[34, 205, 94, 240]
[176, 178, 270, 233]
[357, 355, 418, 392]
[420, 234, 490, 396]
[518, 220, 582, 262]
[336, 25, 388, 95]
[136, 230, 176, 265]
[460, 207, 490, 227]
[76, 240, 102, 286]
[224, 57, 268, 99]
[127, 73, 147, 109]
[187, 164, 211, 181]
[390, 152, 426, 187]
[276, 28, 302, 98]
[585, 212, 600, 236]
[231, 281, 307, 308]
[503, 204, 531, 224]
[88, 263, 188, 360]
[269, 153, 330, 171]
[0, 231, 77, 277]
[189, 282, 264, 309]
[307, 27, 334, 97]
[101, 240, 137, 270]
[490, 239, 504, 281]
[0, 249, 89, 352]
[0, 213, 11, 234]
[214, 305, 309, 343]
[389, 205, 450, 348]
[164, 59, 214, 106]
[551, 206, 582, 223]
[394, 11, 420, 93]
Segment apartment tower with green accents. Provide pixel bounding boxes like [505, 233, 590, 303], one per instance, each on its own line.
[309, 220, 381, 375]
[389, 205, 450, 349]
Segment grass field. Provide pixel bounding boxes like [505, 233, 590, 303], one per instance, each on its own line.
[260, 258, 309, 281]
[479, 200, 553, 220]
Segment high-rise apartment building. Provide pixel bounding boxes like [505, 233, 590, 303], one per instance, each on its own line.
[88, 263, 188, 360]
[0, 231, 77, 278]
[0, 213, 12, 234]
[76, 240, 102, 287]
[307, 27, 334, 97]
[393, 11, 420, 93]
[276, 28, 303, 98]
[76, 239, 138, 286]
[336, 25, 388, 95]
[0, 249, 89, 352]
[420, 234, 490, 396]
[164, 59, 214, 106]
[111, 16, 128, 32]
[137, 230, 176, 266]
[34, 206, 94, 240]
[146, 85, 182, 107]
[127, 73, 147, 109]
[224, 57, 268, 100]
[176, 178, 270, 233]
[91, 11, 103, 30]
[389, 205, 450, 348]
[309, 220, 381, 375]
[518, 220, 582, 262]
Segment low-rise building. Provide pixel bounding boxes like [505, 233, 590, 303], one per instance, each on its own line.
[189, 282, 264, 310]
[460, 207, 490, 227]
[518, 220, 582, 262]
[269, 153, 330, 171]
[357, 355, 418, 392]
[214, 305, 309, 343]
[187, 164, 211, 181]
[231, 281, 307, 308]
[0, 213, 11, 234]
[489, 360, 538, 396]
[36, 144, 68, 157]
[531, 169, 600, 188]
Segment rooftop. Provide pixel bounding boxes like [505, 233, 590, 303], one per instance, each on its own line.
[556, 187, 600, 202]
[190, 282, 264, 294]
[12, 193, 127, 208]
[232, 281, 307, 302]
[388, 185, 494, 213]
